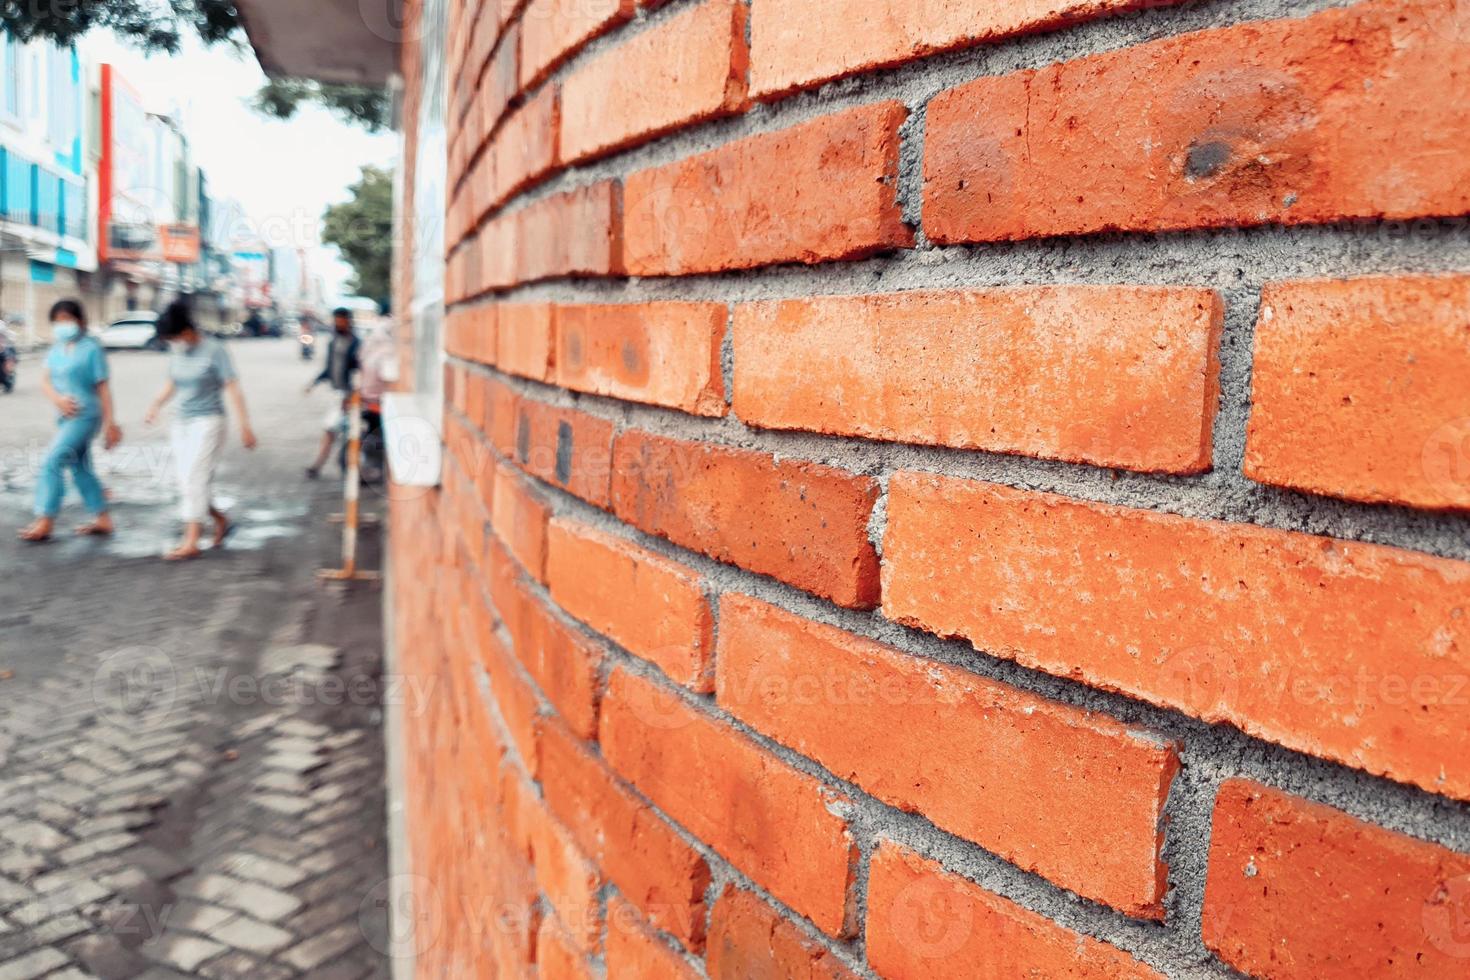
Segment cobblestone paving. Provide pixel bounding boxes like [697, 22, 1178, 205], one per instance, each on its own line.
[0, 341, 394, 979]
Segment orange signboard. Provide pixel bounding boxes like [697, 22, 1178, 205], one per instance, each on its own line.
[159, 223, 201, 264]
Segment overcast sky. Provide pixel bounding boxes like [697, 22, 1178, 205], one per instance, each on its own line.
[82, 31, 399, 300]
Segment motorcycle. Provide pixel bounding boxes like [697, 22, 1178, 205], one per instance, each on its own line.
[299, 330, 316, 361]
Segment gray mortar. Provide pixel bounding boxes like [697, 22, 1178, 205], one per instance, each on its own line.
[443, 394, 1470, 979]
[437, 0, 1470, 973]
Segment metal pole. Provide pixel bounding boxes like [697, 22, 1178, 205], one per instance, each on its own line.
[319, 389, 381, 583]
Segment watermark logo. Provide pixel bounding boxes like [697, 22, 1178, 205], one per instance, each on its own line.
[360, 874, 444, 959]
[1421, 417, 1470, 506]
[885, 870, 974, 961]
[91, 646, 178, 724]
[1425, 873, 1470, 959]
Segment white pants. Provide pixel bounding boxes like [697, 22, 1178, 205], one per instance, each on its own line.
[172, 415, 226, 523]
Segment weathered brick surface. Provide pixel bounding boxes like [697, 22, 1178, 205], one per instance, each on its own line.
[601, 669, 859, 937]
[623, 101, 912, 275]
[734, 286, 1223, 473]
[1203, 780, 1470, 979]
[717, 594, 1178, 918]
[1246, 274, 1470, 510]
[560, 0, 749, 162]
[611, 431, 882, 608]
[707, 885, 858, 980]
[925, 0, 1470, 243]
[867, 843, 1165, 979]
[882, 473, 1470, 800]
[554, 301, 727, 415]
[519, 0, 634, 89]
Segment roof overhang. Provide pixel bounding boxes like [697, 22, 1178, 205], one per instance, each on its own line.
[235, 0, 401, 85]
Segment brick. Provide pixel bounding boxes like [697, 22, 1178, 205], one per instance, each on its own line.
[537, 916, 594, 980]
[495, 302, 555, 381]
[560, 0, 749, 163]
[528, 800, 603, 952]
[750, 0, 1170, 99]
[924, 0, 1470, 243]
[867, 842, 1164, 979]
[516, 180, 623, 283]
[1203, 780, 1470, 979]
[717, 594, 1178, 918]
[555, 301, 727, 416]
[601, 668, 858, 936]
[606, 896, 701, 978]
[491, 85, 560, 208]
[546, 518, 713, 689]
[472, 586, 540, 774]
[1245, 274, 1470, 510]
[520, 0, 634, 89]
[611, 431, 880, 608]
[484, 376, 520, 457]
[537, 718, 710, 946]
[482, 23, 521, 137]
[734, 286, 1223, 474]
[881, 473, 1470, 801]
[508, 581, 602, 739]
[509, 396, 614, 507]
[707, 885, 857, 980]
[490, 464, 550, 581]
[624, 101, 912, 275]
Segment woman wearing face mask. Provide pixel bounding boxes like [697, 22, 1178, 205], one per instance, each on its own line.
[18, 300, 122, 543]
[144, 299, 257, 561]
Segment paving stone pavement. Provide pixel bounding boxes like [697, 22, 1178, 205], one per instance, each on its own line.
[0, 341, 396, 979]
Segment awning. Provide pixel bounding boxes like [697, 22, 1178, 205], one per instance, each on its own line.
[234, 0, 402, 85]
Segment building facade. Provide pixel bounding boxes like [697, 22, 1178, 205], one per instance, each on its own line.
[0, 34, 95, 343]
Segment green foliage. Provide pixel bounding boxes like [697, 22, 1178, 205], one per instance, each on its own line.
[2, 0, 389, 129]
[322, 166, 394, 307]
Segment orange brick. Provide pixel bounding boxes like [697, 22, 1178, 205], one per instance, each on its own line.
[611, 431, 879, 608]
[490, 464, 550, 581]
[495, 302, 555, 381]
[623, 101, 912, 275]
[867, 843, 1164, 979]
[734, 286, 1223, 474]
[601, 668, 858, 936]
[546, 518, 713, 688]
[537, 718, 710, 947]
[555, 301, 727, 416]
[536, 917, 594, 980]
[508, 581, 602, 739]
[482, 23, 521, 136]
[516, 180, 623, 284]
[1245, 274, 1470, 510]
[749, 0, 1171, 99]
[560, 0, 748, 162]
[707, 885, 857, 980]
[881, 473, 1470, 801]
[484, 377, 520, 457]
[606, 896, 701, 979]
[520, 0, 634, 89]
[509, 397, 614, 507]
[527, 798, 603, 952]
[472, 587, 541, 775]
[1203, 780, 1470, 979]
[490, 85, 560, 208]
[925, 0, 1470, 243]
[717, 595, 1178, 918]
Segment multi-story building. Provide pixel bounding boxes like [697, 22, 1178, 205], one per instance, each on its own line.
[0, 34, 97, 343]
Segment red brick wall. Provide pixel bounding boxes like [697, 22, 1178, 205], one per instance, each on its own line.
[393, 0, 1470, 976]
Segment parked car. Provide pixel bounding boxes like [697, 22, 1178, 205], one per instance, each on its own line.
[100, 313, 163, 351]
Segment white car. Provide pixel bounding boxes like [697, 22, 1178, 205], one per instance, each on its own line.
[100, 314, 163, 351]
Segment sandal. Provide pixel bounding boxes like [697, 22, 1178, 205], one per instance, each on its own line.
[18, 524, 53, 543]
[164, 546, 203, 562]
[75, 522, 114, 537]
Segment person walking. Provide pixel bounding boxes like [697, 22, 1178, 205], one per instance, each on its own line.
[19, 301, 122, 543]
[144, 300, 258, 561]
[304, 307, 361, 479]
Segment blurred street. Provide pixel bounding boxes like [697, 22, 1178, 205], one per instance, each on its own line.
[0, 339, 393, 979]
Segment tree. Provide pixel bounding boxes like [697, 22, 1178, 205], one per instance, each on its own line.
[2, 0, 389, 130]
[323, 166, 394, 308]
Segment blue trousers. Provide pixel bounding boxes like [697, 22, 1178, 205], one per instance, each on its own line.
[35, 416, 106, 518]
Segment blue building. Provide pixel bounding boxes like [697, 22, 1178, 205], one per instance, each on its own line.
[0, 33, 97, 342]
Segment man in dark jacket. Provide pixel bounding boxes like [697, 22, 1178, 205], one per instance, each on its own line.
[304, 308, 361, 478]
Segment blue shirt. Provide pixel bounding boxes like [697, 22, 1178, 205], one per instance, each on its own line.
[170, 336, 238, 418]
[45, 336, 109, 421]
